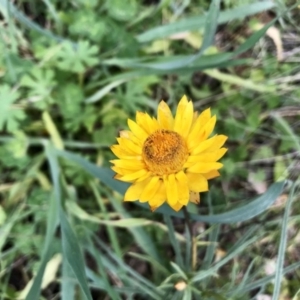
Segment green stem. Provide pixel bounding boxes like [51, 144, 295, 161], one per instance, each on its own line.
[183, 206, 196, 271]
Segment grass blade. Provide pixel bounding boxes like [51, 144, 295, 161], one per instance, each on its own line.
[136, 1, 275, 42]
[25, 187, 59, 300]
[61, 259, 76, 300]
[196, 0, 220, 57]
[273, 183, 296, 299]
[192, 236, 258, 282]
[164, 215, 184, 270]
[0, 0, 71, 44]
[155, 181, 285, 223]
[241, 261, 300, 292]
[56, 149, 128, 194]
[46, 144, 93, 300]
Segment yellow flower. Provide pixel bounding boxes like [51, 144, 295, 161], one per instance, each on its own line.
[110, 95, 227, 212]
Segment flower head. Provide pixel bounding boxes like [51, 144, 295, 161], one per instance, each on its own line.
[110, 95, 227, 211]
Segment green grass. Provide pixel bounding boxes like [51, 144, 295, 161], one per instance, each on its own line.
[0, 0, 300, 299]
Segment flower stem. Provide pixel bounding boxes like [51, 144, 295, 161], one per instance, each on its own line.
[183, 206, 196, 271]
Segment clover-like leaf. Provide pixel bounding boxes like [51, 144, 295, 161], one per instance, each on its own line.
[20, 68, 56, 109]
[55, 41, 99, 73]
[0, 85, 25, 132]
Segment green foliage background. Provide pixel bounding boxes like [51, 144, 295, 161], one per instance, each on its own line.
[0, 0, 300, 299]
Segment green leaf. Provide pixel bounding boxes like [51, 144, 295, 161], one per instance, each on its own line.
[273, 183, 295, 299]
[136, 1, 276, 42]
[20, 68, 56, 109]
[238, 261, 300, 293]
[61, 260, 76, 300]
[46, 144, 93, 300]
[164, 216, 184, 270]
[0, 0, 72, 44]
[55, 150, 285, 224]
[107, 0, 138, 21]
[233, 19, 276, 56]
[133, 0, 220, 69]
[0, 85, 25, 132]
[156, 181, 285, 224]
[56, 149, 128, 194]
[101, 48, 250, 71]
[67, 200, 152, 227]
[197, 0, 220, 57]
[192, 236, 258, 282]
[68, 11, 106, 42]
[55, 41, 99, 73]
[0, 205, 6, 225]
[25, 190, 59, 300]
[85, 79, 127, 104]
[59, 210, 93, 300]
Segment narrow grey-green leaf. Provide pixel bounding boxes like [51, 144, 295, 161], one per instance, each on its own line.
[61, 259, 76, 300]
[25, 185, 59, 300]
[46, 145, 93, 300]
[164, 215, 184, 270]
[56, 150, 161, 261]
[59, 210, 93, 300]
[233, 19, 276, 56]
[155, 181, 285, 224]
[0, 0, 72, 44]
[273, 183, 295, 300]
[56, 149, 128, 194]
[240, 261, 300, 293]
[136, 1, 275, 42]
[55, 150, 285, 224]
[197, 0, 220, 56]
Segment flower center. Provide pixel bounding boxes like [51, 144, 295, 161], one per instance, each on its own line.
[142, 129, 189, 176]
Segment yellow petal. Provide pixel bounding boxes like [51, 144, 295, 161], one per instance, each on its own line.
[110, 159, 145, 170]
[136, 112, 159, 134]
[173, 96, 194, 137]
[173, 95, 188, 131]
[200, 148, 227, 161]
[149, 181, 166, 208]
[136, 112, 150, 133]
[124, 130, 143, 146]
[175, 171, 189, 205]
[140, 176, 161, 202]
[204, 135, 228, 152]
[117, 137, 142, 155]
[118, 169, 149, 182]
[136, 171, 152, 182]
[111, 145, 132, 158]
[188, 115, 216, 150]
[127, 119, 148, 142]
[114, 174, 122, 180]
[165, 174, 178, 206]
[111, 146, 142, 161]
[187, 162, 223, 173]
[174, 101, 194, 138]
[124, 179, 150, 201]
[119, 130, 130, 138]
[184, 148, 227, 167]
[170, 202, 183, 211]
[203, 170, 220, 180]
[191, 111, 198, 127]
[200, 115, 217, 141]
[187, 108, 211, 147]
[111, 166, 132, 176]
[157, 100, 174, 130]
[189, 135, 217, 155]
[189, 191, 200, 204]
[142, 113, 160, 134]
[186, 173, 208, 192]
